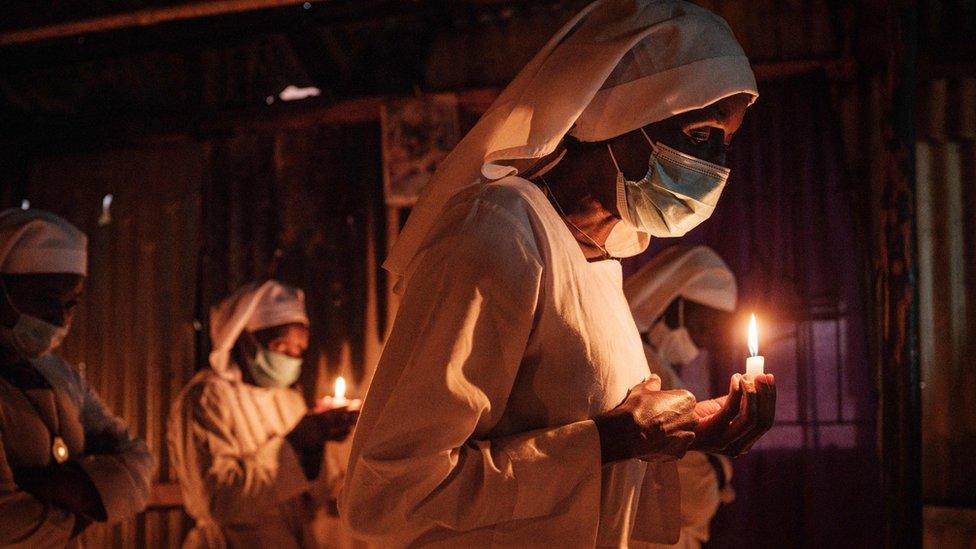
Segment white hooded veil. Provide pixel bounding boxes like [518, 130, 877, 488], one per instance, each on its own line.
[207, 280, 309, 380]
[384, 0, 757, 286]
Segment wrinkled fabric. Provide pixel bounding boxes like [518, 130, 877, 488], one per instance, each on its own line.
[342, 177, 679, 547]
[384, 0, 757, 280]
[0, 353, 155, 548]
[168, 369, 338, 548]
[629, 245, 736, 549]
[0, 208, 87, 275]
[168, 279, 339, 548]
[624, 246, 737, 332]
[244, 284, 309, 334]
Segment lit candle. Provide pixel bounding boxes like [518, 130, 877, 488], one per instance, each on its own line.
[333, 376, 348, 407]
[745, 313, 765, 376]
[317, 376, 362, 411]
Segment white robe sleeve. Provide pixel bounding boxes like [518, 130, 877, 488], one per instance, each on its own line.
[179, 382, 310, 523]
[72, 370, 155, 523]
[341, 201, 603, 538]
[0, 417, 77, 547]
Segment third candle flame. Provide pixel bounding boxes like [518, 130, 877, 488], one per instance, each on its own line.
[334, 376, 346, 400]
[748, 314, 759, 357]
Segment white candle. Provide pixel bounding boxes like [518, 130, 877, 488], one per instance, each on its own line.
[745, 313, 765, 376]
[317, 376, 362, 412]
[333, 376, 348, 407]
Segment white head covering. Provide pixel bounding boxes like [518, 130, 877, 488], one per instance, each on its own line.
[208, 280, 309, 379]
[624, 245, 737, 332]
[0, 208, 88, 275]
[384, 0, 757, 282]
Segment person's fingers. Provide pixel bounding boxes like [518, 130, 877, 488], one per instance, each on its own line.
[726, 380, 776, 456]
[729, 379, 758, 432]
[644, 374, 662, 392]
[670, 431, 696, 459]
[756, 377, 776, 431]
[672, 410, 699, 432]
[716, 374, 744, 423]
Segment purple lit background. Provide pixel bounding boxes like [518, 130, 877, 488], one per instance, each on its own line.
[623, 71, 884, 548]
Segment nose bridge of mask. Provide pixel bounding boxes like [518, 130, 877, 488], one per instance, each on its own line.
[652, 141, 731, 182]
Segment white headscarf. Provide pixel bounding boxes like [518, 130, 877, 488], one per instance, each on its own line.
[208, 280, 309, 379]
[0, 209, 88, 275]
[624, 245, 736, 332]
[384, 0, 757, 282]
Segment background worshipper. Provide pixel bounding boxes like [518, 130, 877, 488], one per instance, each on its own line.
[341, 1, 776, 547]
[624, 245, 740, 549]
[167, 279, 359, 548]
[0, 208, 155, 547]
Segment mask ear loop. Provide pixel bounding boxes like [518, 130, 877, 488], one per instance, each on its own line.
[639, 128, 659, 160]
[606, 143, 622, 173]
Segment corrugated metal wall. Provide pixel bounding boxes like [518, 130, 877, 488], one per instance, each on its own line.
[22, 125, 387, 547]
[916, 77, 976, 548]
[27, 144, 204, 547]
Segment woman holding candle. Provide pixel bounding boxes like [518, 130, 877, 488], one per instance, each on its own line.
[168, 279, 359, 548]
[342, 1, 775, 547]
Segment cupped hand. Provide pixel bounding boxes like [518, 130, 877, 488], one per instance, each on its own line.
[594, 375, 698, 464]
[692, 373, 776, 456]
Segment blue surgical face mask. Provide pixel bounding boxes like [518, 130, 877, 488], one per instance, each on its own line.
[244, 342, 303, 389]
[609, 129, 731, 240]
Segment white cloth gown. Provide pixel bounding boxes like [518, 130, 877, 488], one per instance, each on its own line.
[641, 347, 732, 549]
[168, 367, 344, 549]
[341, 176, 680, 548]
[0, 353, 155, 548]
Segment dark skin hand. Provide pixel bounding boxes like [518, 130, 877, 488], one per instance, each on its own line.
[592, 375, 697, 463]
[691, 373, 776, 456]
[657, 298, 778, 454]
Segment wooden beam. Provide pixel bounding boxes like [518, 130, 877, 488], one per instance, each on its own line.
[865, 0, 922, 546]
[6, 58, 853, 155]
[0, 0, 327, 46]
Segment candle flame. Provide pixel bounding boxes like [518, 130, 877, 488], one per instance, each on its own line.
[747, 314, 759, 357]
[334, 376, 346, 400]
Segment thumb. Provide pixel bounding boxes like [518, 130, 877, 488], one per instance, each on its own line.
[644, 374, 662, 392]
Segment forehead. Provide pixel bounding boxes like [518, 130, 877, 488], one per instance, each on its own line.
[259, 323, 309, 342]
[3, 273, 85, 296]
[673, 93, 752, 132]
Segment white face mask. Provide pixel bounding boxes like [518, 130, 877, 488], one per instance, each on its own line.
[0, 282, 69, 360]
[243, 332, 303, 389]
[610, 130, 730, 239]
[649, 321, 701, 366]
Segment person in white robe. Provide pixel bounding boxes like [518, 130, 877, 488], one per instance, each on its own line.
[167, 279, 359, 548]
[0, 208, 155, 548]
[341, 1, 777, 547]
[624, 245, 740, 549]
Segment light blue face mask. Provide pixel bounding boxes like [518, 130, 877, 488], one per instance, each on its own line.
[245, 344, 303, 388]
[609, 128, 731, 239]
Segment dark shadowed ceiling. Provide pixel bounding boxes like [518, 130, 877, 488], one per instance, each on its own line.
[3, 0, 969, 153]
